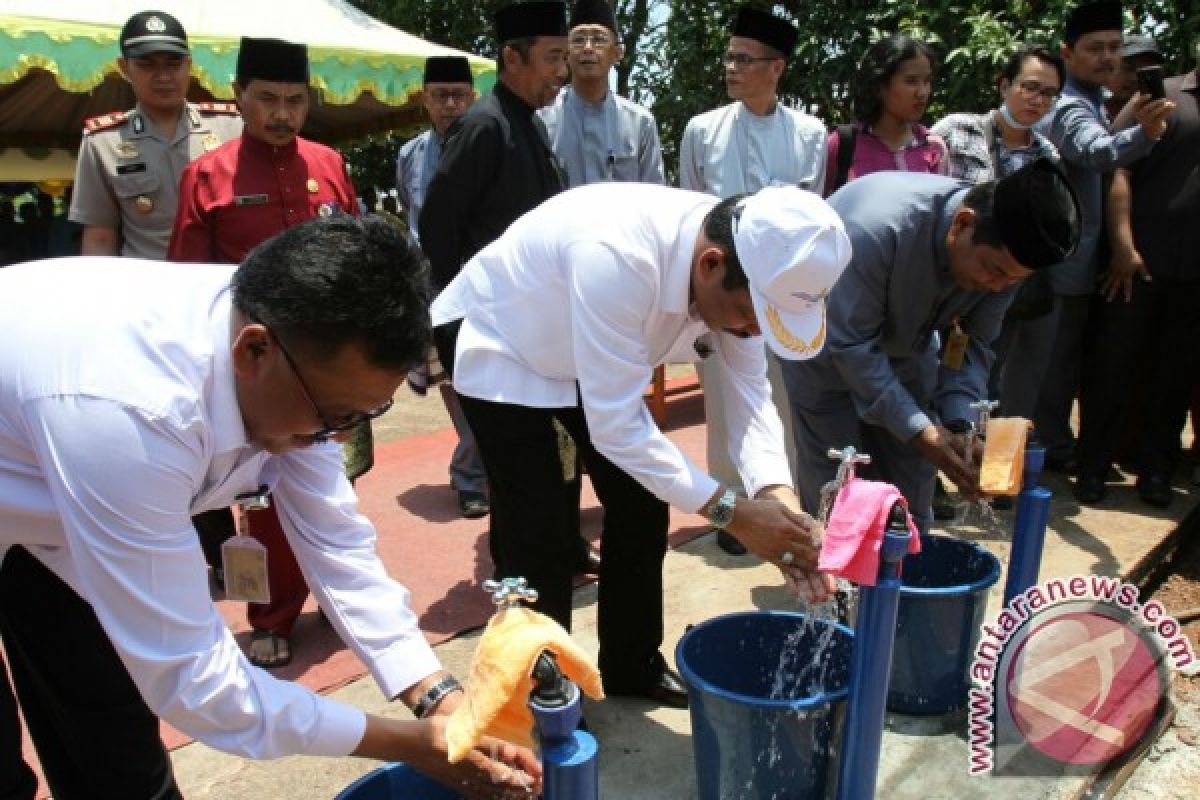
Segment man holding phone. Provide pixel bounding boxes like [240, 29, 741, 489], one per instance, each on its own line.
[1024, 1, 1173, 488]
[1076, 34, 1198, 508]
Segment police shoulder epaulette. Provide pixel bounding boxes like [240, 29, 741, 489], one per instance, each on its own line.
[83, 110, 130, 134]
[194, 101, 240, 115]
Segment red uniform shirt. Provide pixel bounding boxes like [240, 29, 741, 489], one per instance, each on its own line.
[168, 134, 358, 263]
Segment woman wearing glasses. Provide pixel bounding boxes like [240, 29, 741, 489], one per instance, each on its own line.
[932, 46, 1064, 184]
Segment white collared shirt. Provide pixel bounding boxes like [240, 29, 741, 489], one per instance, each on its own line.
[431, 183, 793, 512]
[0, 257, 439, 759]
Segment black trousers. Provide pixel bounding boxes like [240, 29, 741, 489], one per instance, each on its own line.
[0, 547, 181, 800]
[458, 393, 671, 690]
[192, 507, 235, 572]
[1077, 277, 1200, 479]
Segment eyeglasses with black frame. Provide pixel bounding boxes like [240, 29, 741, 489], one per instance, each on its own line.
[265, 327, 393, 442]
[723, 52, 777, 68]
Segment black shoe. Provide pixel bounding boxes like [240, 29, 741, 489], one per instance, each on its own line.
[607, 667, 689, 709]
[457, 490, 490, 519]
[575, 548, 602, 576]
[1136, 474, 1173, 509]
[1072, 474, 1106, 505]
[716, 529, 747, 556]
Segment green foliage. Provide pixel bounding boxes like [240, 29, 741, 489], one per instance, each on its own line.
[345, 0, 1200, 189]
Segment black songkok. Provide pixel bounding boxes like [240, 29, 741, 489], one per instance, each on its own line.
[495, 1, 569, 43]
[236, 38, 309, 86]
[570, 0, 618, 34]
[1064, 2, 1123, 44]
[994, 159, 1081, 270]
[424, 56, 473, 85]
[732, 5, 799, 58]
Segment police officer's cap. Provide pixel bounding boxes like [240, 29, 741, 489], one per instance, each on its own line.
[120, 11, 189, 58]
[570, 0, 618, 34]
[1064, 2, 1123, 44]
[732, 5, 799, 58]
[495, 1, 568, 43]
[236, 38, 309, 86]
[993, 159, 1081, 270]
[424, 56, 474, 85]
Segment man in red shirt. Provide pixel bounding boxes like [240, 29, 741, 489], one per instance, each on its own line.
[169, 37, 359, 668]
[169, 37, 357, 262]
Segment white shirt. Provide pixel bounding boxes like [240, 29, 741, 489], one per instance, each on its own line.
[0, 258, 440, 759]
[431, 183, 793, 512]
[679, 101, 827, 197]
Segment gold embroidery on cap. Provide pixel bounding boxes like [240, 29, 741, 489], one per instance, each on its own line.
[766, 303, 825, 354]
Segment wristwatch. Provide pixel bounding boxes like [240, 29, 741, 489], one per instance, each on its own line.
[706, 487, 738, 529]
[412, 674, 463, 719]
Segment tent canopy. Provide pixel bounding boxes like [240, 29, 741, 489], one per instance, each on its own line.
[0, 0, 495, 149]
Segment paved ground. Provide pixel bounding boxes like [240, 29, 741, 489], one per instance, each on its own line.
[168, 375, 1200, 799]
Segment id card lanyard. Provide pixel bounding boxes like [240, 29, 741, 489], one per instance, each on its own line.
[220, 485, 272, 604]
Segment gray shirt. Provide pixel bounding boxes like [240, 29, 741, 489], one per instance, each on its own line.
[69, 102, 242, 259]
[1034, 76, 1155, 295]
[784, 172, 1015, 442]
[394, 128, 441, 237]
[538, 87, 664, 186]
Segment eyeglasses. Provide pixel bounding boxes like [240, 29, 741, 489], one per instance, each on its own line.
[428, 89, 472, 104]
[268, 328, 393, 443]
[723, 52, 777, 68]
[569, 32, 613, 49]
[1014, 80, 1060, 103]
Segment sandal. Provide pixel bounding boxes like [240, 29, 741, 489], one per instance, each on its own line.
[248, 630, 292, 669]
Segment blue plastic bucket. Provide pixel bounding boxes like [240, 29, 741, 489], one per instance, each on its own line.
[888, 534, 1001, 715]
[676, 610, 853, 800]
[335, 762, 459, 800]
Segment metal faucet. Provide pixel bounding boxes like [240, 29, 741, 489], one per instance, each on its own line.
[482, 577, 539, 609]
[967, 399, 999, 452]
[819, 446, 872, 526]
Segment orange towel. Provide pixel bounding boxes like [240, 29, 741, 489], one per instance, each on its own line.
[445, 606, 604, 763]
[980, 417, 1032, 496]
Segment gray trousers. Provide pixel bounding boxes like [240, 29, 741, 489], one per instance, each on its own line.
[440, 382, 487, 494]
[698, 348, 798, 496]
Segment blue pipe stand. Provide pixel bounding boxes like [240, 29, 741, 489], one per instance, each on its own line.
[530, 654, 598, 800]
[1003, 445, 1051, 606]
[836, 502, 912, 800]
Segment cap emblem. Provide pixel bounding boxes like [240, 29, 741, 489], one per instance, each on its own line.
[145, 16, 167, 32]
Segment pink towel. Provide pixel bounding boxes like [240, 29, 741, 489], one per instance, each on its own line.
[817, 477, 921, 586]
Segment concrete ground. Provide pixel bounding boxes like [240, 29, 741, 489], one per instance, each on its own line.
[169, 374, 1200, 799]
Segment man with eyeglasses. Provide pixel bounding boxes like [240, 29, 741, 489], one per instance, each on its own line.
[538, 0, 664, 186]
[0, 216, 542, 800]
[1021, 1, 1173, 487]
[167, 38, 362, 670]
[395, 56, 490, 522]
[678, 5, 826, 556]
[421, 2, 601, 577]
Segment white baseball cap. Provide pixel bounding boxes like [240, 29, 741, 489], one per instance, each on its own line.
[733, 187, 852, 361]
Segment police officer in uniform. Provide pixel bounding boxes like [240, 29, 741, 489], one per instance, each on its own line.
[168, 37, 360, 670]
[69, 10, 241, 259]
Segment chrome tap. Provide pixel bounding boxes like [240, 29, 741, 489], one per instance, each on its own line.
[482, 577, 539, 609]
[819, 446, 872, 526]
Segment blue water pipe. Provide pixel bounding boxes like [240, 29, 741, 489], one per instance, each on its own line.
[1003, 444, 1051, 606]
[835, 501, 912, 800]
[529, 652, 599, 800]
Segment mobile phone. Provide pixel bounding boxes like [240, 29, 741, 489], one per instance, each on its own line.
[1136, 65, 1166, 100]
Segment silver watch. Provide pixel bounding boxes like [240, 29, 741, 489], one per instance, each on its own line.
[706, 488, 737, 529]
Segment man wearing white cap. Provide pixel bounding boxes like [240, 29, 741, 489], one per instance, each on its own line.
[781, 160, 1081, 532]
[431, 182, 849, 709]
